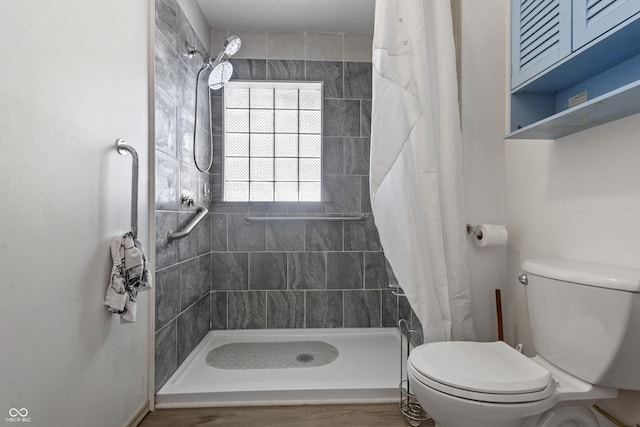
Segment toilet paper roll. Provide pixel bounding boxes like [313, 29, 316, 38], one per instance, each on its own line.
[473, 224, 508, 247]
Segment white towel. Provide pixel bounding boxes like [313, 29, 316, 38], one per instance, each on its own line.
[105, 232, 152, 322]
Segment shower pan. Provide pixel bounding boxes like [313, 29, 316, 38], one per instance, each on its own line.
[156, 328, 401, 407]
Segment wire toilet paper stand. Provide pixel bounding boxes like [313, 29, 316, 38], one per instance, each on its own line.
[398, 319, 431, 426]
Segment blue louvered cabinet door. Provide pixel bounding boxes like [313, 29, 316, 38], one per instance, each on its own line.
[573, 0, 640, 49]
[511, 0, 572, 89]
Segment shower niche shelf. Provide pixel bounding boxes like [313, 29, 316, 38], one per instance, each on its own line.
[507, 0, 640, 140]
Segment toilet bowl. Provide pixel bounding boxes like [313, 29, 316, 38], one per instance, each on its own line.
[407, 341, 616, 427]
[406, 258, 640, 427]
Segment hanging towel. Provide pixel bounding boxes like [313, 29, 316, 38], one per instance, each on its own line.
[105, 232, 151, 322]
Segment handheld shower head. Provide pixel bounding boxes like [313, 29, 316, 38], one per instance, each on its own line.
[185, 38, 239, 174]
[208, 60, 233, 90]
[205, 35, 240, 90]
[186, 35, 240, 93]
[223, 35, 242, 57]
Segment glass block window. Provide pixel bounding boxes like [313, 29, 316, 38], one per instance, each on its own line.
[223, 81, 323, 202]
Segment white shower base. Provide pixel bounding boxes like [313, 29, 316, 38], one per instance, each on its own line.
[156, 328, 402, 408]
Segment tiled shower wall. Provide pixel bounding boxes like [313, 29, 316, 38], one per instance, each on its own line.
[153, 0, 213, 392]
[206, 31, 411, 332]
[152, 6, 421, 391]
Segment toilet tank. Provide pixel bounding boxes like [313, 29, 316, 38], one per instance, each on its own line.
[522, 259, 640, 390]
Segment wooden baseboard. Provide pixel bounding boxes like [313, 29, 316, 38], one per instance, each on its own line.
[124, 400, 150, 427]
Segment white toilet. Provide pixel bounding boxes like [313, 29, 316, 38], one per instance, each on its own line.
[407, 258, 640, 427]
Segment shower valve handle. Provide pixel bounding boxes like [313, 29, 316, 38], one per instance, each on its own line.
[181, 195, 195, 207]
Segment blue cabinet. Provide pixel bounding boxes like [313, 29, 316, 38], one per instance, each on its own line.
[508, 0, 640, 139]
[511, 0, 572, 89]
[573, 0, 640, 50]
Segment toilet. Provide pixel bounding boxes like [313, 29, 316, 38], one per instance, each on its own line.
[407, 258, 640, 427]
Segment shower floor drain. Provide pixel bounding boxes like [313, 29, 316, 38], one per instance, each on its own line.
[206, 341, 338, 370]
[296, 353, 314, 363]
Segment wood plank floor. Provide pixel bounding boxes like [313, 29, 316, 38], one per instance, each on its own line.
[139, 404, 435, 427]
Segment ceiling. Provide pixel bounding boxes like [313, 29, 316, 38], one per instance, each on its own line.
[196, 0, 375, 35]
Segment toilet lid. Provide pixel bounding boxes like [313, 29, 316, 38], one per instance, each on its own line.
[409, 341, 552, 395]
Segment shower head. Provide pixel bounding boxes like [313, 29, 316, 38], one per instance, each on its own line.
[206, 35, 240, 90]
[208, 60, 233, 90]
[223, 35, 242, 57]
[186, 36, 240, 91]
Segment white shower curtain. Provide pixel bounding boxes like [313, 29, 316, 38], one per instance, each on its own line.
[370, 0, 475, 342]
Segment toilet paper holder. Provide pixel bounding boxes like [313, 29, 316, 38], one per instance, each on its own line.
[466, 223, 508, 248]
[466, 224, 482, 239]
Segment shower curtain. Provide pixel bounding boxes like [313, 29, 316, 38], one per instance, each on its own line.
[370, 0, 475, 342]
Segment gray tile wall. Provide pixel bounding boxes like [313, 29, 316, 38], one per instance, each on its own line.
[154, 0, 212, 392]
[207, 34, 409, 334]
[153, 16, 422, 393]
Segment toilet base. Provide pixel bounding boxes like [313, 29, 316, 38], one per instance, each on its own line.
[428, 407, 598, 427]
[534, 405, 599, 427]
[410, 374, 606, 427]
[410, 375, 552, 427]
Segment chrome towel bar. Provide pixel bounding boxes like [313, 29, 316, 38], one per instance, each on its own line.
[244, 215, 365, 222]
[116, 139, 139, 238]
[168, 207, 209, 241]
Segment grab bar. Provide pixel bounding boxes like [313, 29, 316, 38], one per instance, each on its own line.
[168, 207, 209, 241]
[116, 139, 139, 238]
[244, 215, 365, 222]
[388, 283, 406, 297]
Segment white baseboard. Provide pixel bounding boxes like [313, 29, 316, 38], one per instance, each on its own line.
[123, 400, 150, 427]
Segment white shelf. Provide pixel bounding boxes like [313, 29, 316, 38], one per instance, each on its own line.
[506, 79, 640, 140]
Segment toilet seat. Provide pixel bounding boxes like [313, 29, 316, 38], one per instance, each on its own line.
[408, 341, 556, 404]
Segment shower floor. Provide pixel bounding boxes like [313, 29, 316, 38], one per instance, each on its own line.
[156, 328, 402, 407]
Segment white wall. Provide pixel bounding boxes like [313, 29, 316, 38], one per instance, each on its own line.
[459, 0, 640, 423]
[505, 117, 640, 424]
[459, 0, 508, 341]
[0, 1, 151, 426]
[501, 2, 640, 424]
